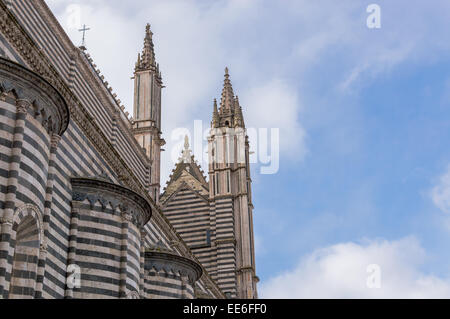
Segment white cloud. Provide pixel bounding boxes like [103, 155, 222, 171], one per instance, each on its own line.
[46, 1, 450, 182]
[47, 0, 309, 182]
[260, 237, 450, 298]
[431, 165, 450, 214]
[241, 79, 307, 161]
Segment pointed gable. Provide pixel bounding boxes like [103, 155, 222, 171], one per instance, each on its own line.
[161, 136, 208, 203]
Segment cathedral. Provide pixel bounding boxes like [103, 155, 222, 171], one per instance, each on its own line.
[0, 0, 258, 299]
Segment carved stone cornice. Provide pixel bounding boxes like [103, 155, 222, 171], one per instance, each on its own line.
[131, 126, 158, 135]
[71, 177, 152, 228]
[0, 58, 70, 135]
[144, 250, 203, 285]
[194, 287, 213, 299]
[236, 266, 255, 275]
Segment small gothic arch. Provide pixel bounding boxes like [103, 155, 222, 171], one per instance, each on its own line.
[9, 204, 44, 299]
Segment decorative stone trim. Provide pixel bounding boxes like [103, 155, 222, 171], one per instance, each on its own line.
[71, 177, 152, 228]
[15, 99, 30, 113]
[13, 204, 45, 247]
[0, 58, 69, 135]
[144, 250, 203, 286]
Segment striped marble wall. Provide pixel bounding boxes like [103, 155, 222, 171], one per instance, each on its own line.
[0, 56, 69, 298]
[0, 0, 222, 299]
[162, 186, 238, 297]
[143, 250, 201, 299]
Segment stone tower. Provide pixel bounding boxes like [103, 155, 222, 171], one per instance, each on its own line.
[160, 68, 258, 299]
[132, 24, 165, 203]
[208, 68, 258, 299]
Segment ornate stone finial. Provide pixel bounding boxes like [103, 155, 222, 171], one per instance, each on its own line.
[234, 95, 244, 127]
[220, 67, 234, 113]
[184, 135, 189, 151]
[212, 98, 219, 128]
[136, 23, 156, 71]
[135, 53, 141, 69]
[181, 135, 192, 164]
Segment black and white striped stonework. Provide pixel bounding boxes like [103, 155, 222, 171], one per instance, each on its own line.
[164, 188, 210, 248]
[0, 56, 69, 299]
[0, 0, 221, 299]
[162, 187, 217, 275]
[9, 208, 41, 298]
[162, 185, 238, 297]
[143, 251, 201, 299]
[7, 0, 149, 190]
[68, 178, 151, 299]
[212, 197, 237, 297]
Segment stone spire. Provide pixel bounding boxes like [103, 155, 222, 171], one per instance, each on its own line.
[212, 99, 220, 128]
[180, 135, 192, 163]
[233, 96, 244, 127]
[136, 24, 156, 71]
[132, 23, 164, 203]
[220, 67, 235, 113]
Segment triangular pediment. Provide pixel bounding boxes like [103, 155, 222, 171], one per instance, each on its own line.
[161, 158, 209, 204]
[161, 179, 209, 207]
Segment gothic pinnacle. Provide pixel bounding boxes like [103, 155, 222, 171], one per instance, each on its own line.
[212, 98, 219, 128]
[184, 135, 189, 151]
[234, 95, 243, 127]
[136, 23, 156, 71]
[220, 67, 234, 113]
[181, 135, 192, 163]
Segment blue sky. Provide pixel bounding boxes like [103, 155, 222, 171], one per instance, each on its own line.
[47, 0, 450, 297]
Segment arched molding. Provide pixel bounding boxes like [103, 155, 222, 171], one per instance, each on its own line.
[144, 250, 202, 286]
[71, 177, 152, 228]
[8, 204, 45, 298]
[0, 57, 70, 136]
[12, 204, 45, 250]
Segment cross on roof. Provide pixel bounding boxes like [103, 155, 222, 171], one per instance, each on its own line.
[78, 24, 90, 49]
